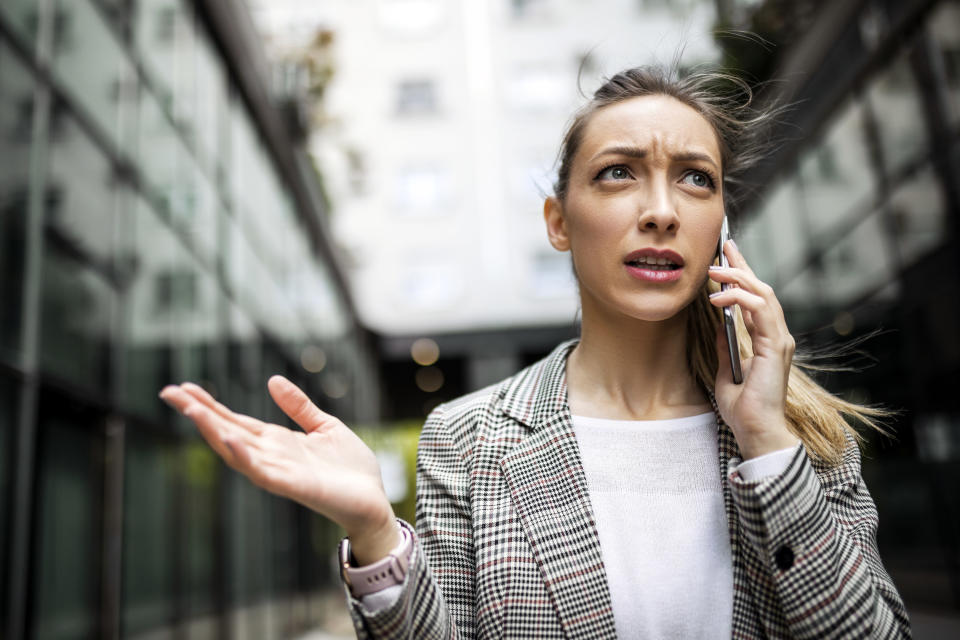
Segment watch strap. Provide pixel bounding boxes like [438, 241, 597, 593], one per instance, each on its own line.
[340, 524, 412, 597]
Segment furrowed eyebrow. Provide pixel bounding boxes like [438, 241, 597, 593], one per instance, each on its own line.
[590, 146, 720, 171]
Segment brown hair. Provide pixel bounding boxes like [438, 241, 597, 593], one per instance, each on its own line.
[553, 66, 891, 466]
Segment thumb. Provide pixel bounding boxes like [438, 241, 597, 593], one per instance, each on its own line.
[267, 375, 338, 434]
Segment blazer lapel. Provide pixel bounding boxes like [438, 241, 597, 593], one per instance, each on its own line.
[708, 391, 763, 636]
[499, 341, 617, 639]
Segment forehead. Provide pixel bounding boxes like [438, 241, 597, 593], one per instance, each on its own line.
[577, 94, 722, 167]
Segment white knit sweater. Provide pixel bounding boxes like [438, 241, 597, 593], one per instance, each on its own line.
[572, 412, 796, 639]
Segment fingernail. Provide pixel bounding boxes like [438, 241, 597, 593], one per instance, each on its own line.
[708, 265, 726, 271]
[728, 239, 738, 252]
[709, 291, 724, 298]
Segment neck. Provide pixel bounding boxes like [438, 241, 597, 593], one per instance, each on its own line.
[566, 302, 710, 421]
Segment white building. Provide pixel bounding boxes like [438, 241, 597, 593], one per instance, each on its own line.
[249, 0, 718, 336]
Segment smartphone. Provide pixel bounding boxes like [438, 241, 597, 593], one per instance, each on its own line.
[718, 215, 743, 384]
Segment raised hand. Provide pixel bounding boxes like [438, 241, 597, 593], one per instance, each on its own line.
[160, 376, 399, 564]
[707, 239, 800, 460]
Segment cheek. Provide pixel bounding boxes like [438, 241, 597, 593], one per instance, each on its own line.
[689, 217, 723, 266]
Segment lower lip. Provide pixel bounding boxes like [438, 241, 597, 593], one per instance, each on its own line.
[625, 264, 684, 282]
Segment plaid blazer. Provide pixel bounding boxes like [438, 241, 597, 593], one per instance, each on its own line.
[346, 340, 910, 638]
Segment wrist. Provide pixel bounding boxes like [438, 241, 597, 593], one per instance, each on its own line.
[347, 508, 400, 566]
[736, 421, 798, 461]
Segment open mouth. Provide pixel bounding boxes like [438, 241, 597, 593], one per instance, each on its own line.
[625, 256, 681, 271]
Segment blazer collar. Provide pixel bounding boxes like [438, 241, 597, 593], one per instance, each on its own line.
[499, 339, 578, 431]
[499, 338, 729, 435]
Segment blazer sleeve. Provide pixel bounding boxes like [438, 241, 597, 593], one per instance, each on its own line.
[729, 435, 911, 639]
[345, 404, 475, 639]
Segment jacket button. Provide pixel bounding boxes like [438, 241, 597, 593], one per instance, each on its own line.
[774, 545, 795, 571]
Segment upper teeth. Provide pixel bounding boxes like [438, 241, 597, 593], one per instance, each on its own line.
[633, 256, 676, 266]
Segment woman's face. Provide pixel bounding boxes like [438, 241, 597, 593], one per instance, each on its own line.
[545, 94, 725, 323]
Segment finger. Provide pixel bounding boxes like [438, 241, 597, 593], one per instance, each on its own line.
[741, 307, 757, 335]
[181, 400, 261, 461]
[709, 287, 781, 337]
[267, 375, 339, 434]
[710, 289, 793, 356]
[160, 385, 195, 414]
[708, 266, 772, 300]
[179, 382, 265, 435]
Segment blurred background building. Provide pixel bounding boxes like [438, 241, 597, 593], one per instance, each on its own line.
[1, 0, 959, 638]
[247, 0, 720, 418]
[0, 0, 378, 637]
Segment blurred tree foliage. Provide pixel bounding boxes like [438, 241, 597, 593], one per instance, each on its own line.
[355, 420, 423, 525]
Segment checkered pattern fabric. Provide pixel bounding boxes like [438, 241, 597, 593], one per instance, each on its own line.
[345, 340, 910, 638]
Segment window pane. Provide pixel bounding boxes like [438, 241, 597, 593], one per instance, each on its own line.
[929, 1, 960, 128]
[0, 0, 41, 48]
[867, 52, 927, 173]
[734, 214, 776, 285]
[821, 211, 895, 306]
[32, 415, 101, 640]
[120, 196, 175, 420]
[888, 166, 947, 267]
[193, 36, 226, 171]
[0, 375, 14, 626]
[395, 79, 437, 116]
[754, 177, 807, 277]
[137, 81, 181, 210]
[40, 114, 117, 390]
[52, 0, 133, 152]
[134, 0, 180, 111]
[799, 99, 875, 237]
[0, 41, 32, 360]
[183, 439, 218, 617]
[122, 428, 176, 636]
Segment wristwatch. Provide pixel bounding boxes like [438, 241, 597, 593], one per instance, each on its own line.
[339, 525, 412, 597]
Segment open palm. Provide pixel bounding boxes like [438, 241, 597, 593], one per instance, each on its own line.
[160, 376, 396, 549]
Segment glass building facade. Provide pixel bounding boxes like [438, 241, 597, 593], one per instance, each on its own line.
[730, 0, 960, 618]
[0, 0, 378, 637]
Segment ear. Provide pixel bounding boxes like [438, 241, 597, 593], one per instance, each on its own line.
[543, 197, 570, 252]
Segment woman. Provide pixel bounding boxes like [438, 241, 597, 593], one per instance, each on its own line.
[161, 67, 911, 638]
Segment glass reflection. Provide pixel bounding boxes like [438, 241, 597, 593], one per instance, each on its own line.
[120, 196, 175, 420]
[183, 439, 218, 617]
[754, 177, 807, 277]
[799, 99, 875, 237]
[888, 166, 947, 267]
[867, 52, 927, 173]
[40, 112, 117, 391]
[134, 0, 183, 114]
[821, 211, 895, 306]
[929, 1, 960, 127]
[122, 428, 176, 637]
[0, 0, 41, 48]
[33, 417, 100, 639]
[0, 42, 31, 360]
[0, 375, 13, 607]
[52, 0, 134, 153]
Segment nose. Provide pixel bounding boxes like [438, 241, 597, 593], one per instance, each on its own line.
[637, 180, 679, 233]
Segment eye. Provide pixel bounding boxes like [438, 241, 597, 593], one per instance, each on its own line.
[681, 169, 716, 190]
[595, 165, 633, 181]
